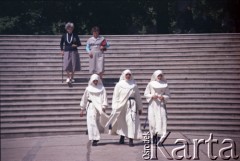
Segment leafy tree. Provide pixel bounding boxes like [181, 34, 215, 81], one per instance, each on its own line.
[0, 0, 239, 34]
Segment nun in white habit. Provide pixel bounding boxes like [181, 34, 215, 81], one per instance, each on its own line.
[144, 70, 170, 144]
[105, 69, 143, 147]
[80, 74, 109, 146]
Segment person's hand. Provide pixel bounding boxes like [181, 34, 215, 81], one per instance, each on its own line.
[100, 46, 107, 51]
[80, 109, 84, 117]
[72, 44, 77, 48]
[61, 51, 64, 56]
[159, 95, 164, 101]
[152, 95, 158, 100]
[89, 52, 93, 58]
[138, 110, 142, 115]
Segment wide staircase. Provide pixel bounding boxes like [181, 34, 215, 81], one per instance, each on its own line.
[1, 34, 240, 138]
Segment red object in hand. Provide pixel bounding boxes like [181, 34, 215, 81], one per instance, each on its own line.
[100, 39, 107, 51]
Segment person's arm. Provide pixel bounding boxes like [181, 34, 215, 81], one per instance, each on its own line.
[134, 85, 143, 114]
[80, 89, 89, 110]
[103, 37, 110, 48]
[80, 89, 89, 117]
[106, 40, 110, 48]
[162, 86, 170, 103]
[86, 39, 93, 58]
[144, 83, 155, 103]
[86, 43, 91, 53]
[101, 88, 108, 112]
[111, 83, 120, 110]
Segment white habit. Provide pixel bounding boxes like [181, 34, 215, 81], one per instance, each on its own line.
[106, 70, 143, 139]
[80, 74, 109, 140]
[144, 70, 170, 137]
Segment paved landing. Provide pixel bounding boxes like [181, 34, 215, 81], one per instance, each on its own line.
[1, 132, 240, 161]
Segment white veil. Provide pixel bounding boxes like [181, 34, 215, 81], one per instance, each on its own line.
[150, 70, 168, 88]
[118, 69, 136, 89]
[87, 74, 104, 93]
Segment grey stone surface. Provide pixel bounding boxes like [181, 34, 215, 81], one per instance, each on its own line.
[1, 132, 240, 161]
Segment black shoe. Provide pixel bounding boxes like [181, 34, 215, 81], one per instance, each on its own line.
[92, 140, 98, 146]
[129, 139, 134, 147]
[152, 134, 157, 145]
[156, 136, 161, 144]
[119, 135, 125, 144]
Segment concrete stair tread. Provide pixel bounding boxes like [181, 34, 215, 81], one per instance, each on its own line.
[1, 109, 240, 117]
[2, 91, 240, 97]
[1, 103, 240, 110]
[2, 99, 240, 106]
[1, 40, 240, 46]
[1, 80, 240, 86]
[2, 64, 240, 70]
[2, 44, 240, 49]
[2, 56, 240, 63]
[1, 48, 240, 53]
[1, 115, 239, 122]
[1, 94, 240, 101]
[1, 126, 240, 135]
[1, 74, 240, 80]
[1, 51, 240, 57]
[2, 121, 240, 129]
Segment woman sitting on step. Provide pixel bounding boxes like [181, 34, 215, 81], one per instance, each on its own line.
[60, 22, 81, 84]
[105, 69, 143, 147]
[144, 70, 170, 144]
[80, 74, 109, 146]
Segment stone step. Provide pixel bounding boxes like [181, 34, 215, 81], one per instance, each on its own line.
[1, 107, 240, 116]
[1, 38, 240, 44]
[1, 102, 239, 109]
[1, 90, 240, 97]
[1, 70, 240, 77]
[1, 114, 239, 123]
[2, 69, 240, 77]
[1, 84, 240, 90]
[2, 55, 240, 63]
[1, 40, 240, 46]
[1, 93, 240, 101]
[1, 125, 239, 137]
[2, 66, 240, 74]
[1, 76, 239, 84]
[0, 73, 240, 84]
[2, 120, 240, 130]
[1, 99, 240, 107]
[2, 43, 240, 50]
[1, 47, 240, 53]
[1, 51, 239, 56]
[1, 33, 239, 39]
[1, 103, 240, 111]
[2, 61, 240, 68]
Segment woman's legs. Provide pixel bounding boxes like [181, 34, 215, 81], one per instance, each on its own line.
[66, 71, 71, 83]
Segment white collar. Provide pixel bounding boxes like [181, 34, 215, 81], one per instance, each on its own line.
[87, 84, 104, 93]
[118, 80, 135, 89]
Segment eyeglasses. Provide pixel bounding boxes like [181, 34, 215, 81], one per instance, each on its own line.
[126, 74, 131, 76]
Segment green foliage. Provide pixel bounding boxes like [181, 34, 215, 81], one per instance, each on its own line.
[0, 0, 239, 35]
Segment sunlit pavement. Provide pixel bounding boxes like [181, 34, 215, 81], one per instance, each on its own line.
[1, 132, 240, 161]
